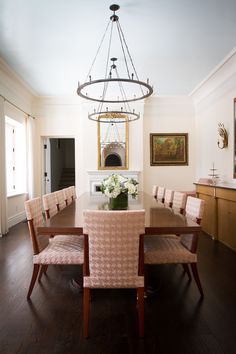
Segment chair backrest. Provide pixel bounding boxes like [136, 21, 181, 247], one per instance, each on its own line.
[83, 210, 145, 288]
[164, 189, 174, 207]
[63, 187, 73, 205]
[68, 185, 77, 200]
[42, 192, 58, 219]
[180, 197, 205, 253]
[172, 192, 187, 214]
[185, 196, 205, 224]
[24, 197, 48, 254]
[152, 185, 158, 198]
[54, 190, 67, 211]
[157, 187, 165, 203]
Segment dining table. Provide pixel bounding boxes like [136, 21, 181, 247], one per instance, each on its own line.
[37, 192, 201, 236]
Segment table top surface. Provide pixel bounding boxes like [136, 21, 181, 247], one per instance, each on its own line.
[38, 192, 201, 235]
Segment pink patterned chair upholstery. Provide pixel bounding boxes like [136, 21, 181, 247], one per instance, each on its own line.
[172, 191, 187, 214]
[164, 189, 174, 207]
[42, 192, 58, 219]
[152, 185, 158, 198]
[24, 197, 84, 299]
[54, 190, 67, 211]
[157, 186, 165, 203]
[144, 197, 205, 298]
[68, 185, 77, 200]
[185, 196, 204, 223]
[63, 187, 73, 205]
[42, 191, 81, 243]
[83, 210, 145, 338]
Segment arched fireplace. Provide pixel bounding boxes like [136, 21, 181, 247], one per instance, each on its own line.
[105, 153, 122, 166]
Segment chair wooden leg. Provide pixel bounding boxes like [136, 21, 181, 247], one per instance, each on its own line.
[38, 265, 48, 282]
[27, 264, 40, 300]
[137, 287, 144, 338]
[190, 263, 204, 298]
[182, 263, 192, 280]
[83, 287, 90, 338]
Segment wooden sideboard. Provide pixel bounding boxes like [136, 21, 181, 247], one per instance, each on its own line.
[195, 183, 236, 251]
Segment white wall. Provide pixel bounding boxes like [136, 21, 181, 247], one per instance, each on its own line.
[143, 96, 196, 194]
[0, 58, 35, 227]
[34, 95, 197, 196]
[33, 97, 145, 195]
[33, 96, 81, 194]
[192, 49, 236, 184]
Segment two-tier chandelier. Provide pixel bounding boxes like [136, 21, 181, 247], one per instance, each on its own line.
[77, 4, 153, 123]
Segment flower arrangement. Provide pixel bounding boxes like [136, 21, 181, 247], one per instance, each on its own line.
[100, 174, 138, 199]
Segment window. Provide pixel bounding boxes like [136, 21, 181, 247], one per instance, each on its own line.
[5, 116, 26, 196]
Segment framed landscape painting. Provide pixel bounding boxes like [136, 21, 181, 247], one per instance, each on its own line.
[150, 133, 188, 166]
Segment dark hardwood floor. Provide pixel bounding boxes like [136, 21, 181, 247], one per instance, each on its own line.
[0, 222, 236, 354]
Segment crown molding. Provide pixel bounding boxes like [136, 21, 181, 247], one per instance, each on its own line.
[190, 47, 236, 97]
[0, 57, 38, 97]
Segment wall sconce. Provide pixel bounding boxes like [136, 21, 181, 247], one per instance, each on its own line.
[217, 123, 228, 149]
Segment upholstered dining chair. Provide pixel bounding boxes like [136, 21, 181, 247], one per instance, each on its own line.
[42, 192, 58, 219]
[164, 189, 174, 207]
[152, 185, 158, 198]
[144, 196, 205, 298]
[24, 197, 84, 299]
[157, 186, 165, 203]
[68, 185, 77, 200]
[42, 191, 81, 243]
[83, 210, 145, 338]
[160, 195, 204, 240]
[172, 191, 187, 214]
[63, 187, 73, 205]
[54, 190, 67, 211]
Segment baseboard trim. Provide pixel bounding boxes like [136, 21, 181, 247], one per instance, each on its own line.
[8, 211, 26, 228]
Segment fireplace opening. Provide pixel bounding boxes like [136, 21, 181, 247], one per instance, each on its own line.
[105, 154, 122, 167]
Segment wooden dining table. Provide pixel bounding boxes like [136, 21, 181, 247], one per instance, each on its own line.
[37, 192, 201, 236]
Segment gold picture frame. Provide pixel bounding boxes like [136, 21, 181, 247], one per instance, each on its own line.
[150, 133, 188, 166]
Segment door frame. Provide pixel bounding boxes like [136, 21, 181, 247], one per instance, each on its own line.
[41, 136, 76, 195]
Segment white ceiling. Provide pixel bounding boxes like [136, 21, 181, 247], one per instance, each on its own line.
[0, 0, 236, 97]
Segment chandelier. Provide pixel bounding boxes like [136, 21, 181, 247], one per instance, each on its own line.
[77, 4, 153, 123]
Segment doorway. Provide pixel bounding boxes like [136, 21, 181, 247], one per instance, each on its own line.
[43, 138, 75, 194]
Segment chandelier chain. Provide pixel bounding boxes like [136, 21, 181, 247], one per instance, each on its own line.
[104, 20, 114, 80]
[99, 21, 115, 106]
[117, 21, 145, 96]
[115, 67, 132, 112]
[116, 20, 131, 80]
[104, 122, 112, 143]
[85, 20, 111, 82]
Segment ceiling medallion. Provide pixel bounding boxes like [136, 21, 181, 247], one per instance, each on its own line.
[77, 4, 153, 123]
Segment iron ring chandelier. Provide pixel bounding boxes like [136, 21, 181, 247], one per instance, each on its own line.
[76, 4, 153, 123]
[77, 78, 153, 103]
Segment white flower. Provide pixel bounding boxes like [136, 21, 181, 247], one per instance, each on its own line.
[100, 174, 138, 198]
[124, 181, 137, 195]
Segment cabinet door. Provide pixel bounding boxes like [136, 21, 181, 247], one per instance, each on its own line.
[218, 199, 236, 251]
[198, 192, 217, 238]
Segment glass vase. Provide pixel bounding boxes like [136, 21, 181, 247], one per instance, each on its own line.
[109, 192, 128, 210]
